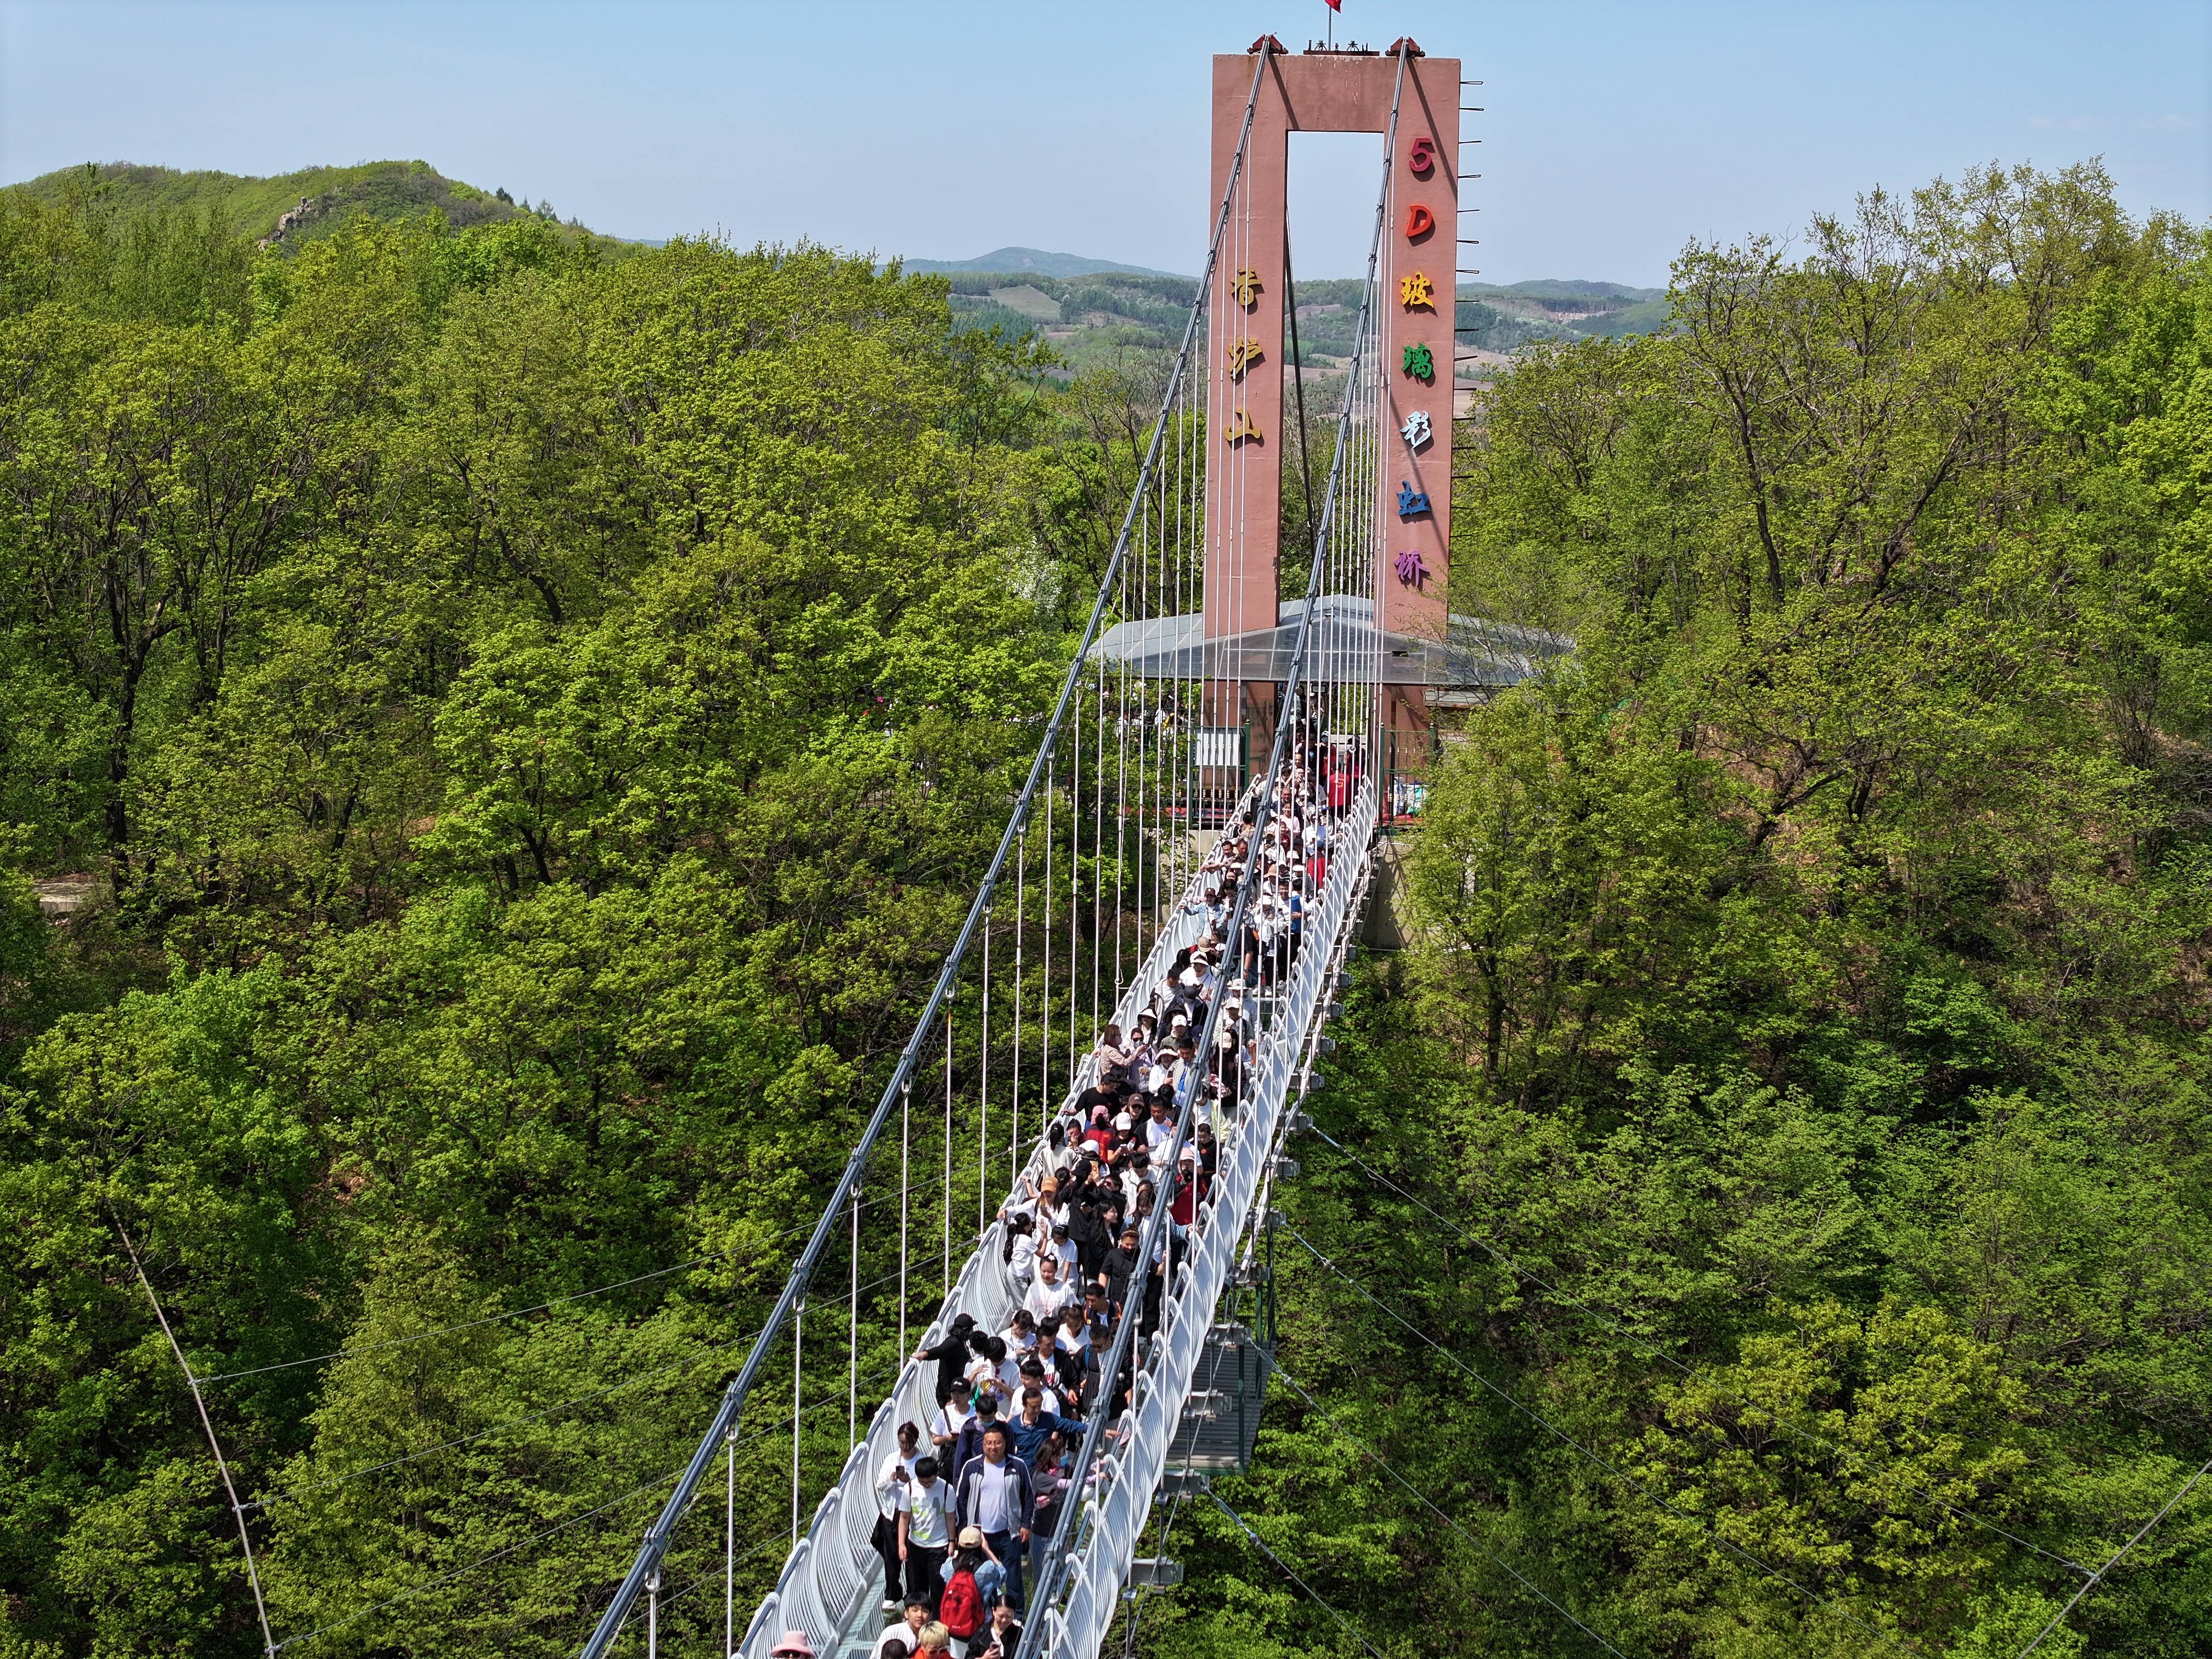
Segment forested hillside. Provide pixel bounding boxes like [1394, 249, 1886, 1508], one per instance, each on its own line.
[0, 155, 2205, 1659]
[1149, 163, 2212, 1659]
[0, 185, 1111, 1656]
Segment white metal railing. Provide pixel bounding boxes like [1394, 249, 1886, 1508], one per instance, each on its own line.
[1034, 780, 1375, 1657]
[736, 783, 1279, 1659]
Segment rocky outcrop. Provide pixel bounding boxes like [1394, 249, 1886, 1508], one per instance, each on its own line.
[257, 195, 319, 250]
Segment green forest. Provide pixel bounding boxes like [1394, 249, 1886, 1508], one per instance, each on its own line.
[0, 151, 2207, 1659]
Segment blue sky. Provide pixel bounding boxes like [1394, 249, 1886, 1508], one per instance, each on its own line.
[1, 0, 2204, 285]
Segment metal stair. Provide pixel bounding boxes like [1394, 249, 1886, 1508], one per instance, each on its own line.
[1164, 1324, 1273, 1475]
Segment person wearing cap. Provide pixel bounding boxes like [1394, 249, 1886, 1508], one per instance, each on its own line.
[1169, 1146, 1209, 1235]
[953, 1422, 1035, 1613]
[770, 1630, 816, 1658]
[916, 1314, 976, 1410]
[896, 1453, 957, 1614]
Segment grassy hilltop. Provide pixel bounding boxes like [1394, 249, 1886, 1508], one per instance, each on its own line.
[7, 159, 560, 247]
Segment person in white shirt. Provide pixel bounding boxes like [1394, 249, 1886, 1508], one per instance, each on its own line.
[1144, 1097, 1176, 1167]
[1045, 1221, 1078, 1278]
[895, 1454, 958, 1612]
[929, 1390, 973, 1461]
[1024, 1253, 1075, 1326]
[1004, 1212, 1037, 1291]
[874, 1421, 924, 1609]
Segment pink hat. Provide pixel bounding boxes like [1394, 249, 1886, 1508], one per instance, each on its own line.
[771, 1632, 817, 1658]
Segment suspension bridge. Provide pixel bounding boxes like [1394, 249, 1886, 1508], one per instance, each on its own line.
[575, 37, 1517, 1659]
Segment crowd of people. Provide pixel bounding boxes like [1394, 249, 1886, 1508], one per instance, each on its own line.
[842, 733, 1355, 1659]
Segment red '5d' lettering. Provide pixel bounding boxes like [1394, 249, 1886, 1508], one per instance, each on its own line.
[1408, 136, 1435, 174]
[1405, 204, 1434, 240]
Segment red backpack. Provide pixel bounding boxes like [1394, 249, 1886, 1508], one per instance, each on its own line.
[940, 1567, 984, 1639]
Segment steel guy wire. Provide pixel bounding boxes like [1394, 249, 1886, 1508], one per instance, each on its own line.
[198, 1232, 811, 1385]
[272, 1460, 692, 1653]
[1268, 1358, 1632, 1657]
[1016, 46, 1403, 1659]
[242, 1322, 774, 1512]
[114, 1213, 276, 1656]
[586, 97, 1265, 1634]
[246, 1279, 912, 1515]
[1280, 1223, 1912, 1652]
[2016, 1455, 2212, 1658]
[1303, 1122, 2094, 1581]
[201, 1177, 950, 1389]
[627, 1528, 794, 1632]
[1203, 1488, 1392, 1659]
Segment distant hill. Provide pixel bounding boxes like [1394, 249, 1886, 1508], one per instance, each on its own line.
[1454, 280, 1671, 347]
[899, 246, 1187, 280]
[928, 264, 1672, 376]
[4, 160, 560, 249]
[1463, 279, 1664, 303]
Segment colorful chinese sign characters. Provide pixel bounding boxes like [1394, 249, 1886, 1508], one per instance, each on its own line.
[1400, 410, 1432, 450]
[1399, 271, 1434, 310]
[1393, 548, 1432, 587]
[1224, 408, 1260, 445]
[1232, 267, 1262, 308]
[1396, 480, 1431, 518]
[1227, 336, 1263, 377]
[1401, 342, 1434, 381]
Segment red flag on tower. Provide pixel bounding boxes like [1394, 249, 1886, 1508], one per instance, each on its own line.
[1324, 0, 1341, 10]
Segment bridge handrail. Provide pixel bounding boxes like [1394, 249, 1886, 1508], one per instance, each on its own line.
[573, 43, 1282, 1659]
[734, 780, 1272, 1658]
[1039, 781, 1376, 1658]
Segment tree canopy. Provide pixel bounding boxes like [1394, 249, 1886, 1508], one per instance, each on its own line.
[0, 158, 2206, 1658]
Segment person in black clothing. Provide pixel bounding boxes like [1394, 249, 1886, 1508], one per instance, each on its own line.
[1100, 1226, 1141, 1323]
[915, 1314, 976, 1409]
[979, 1601, 1023, 1659]
[1069, 1195, 1120, 1286]
[1193, 1120, 1218, 1181]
